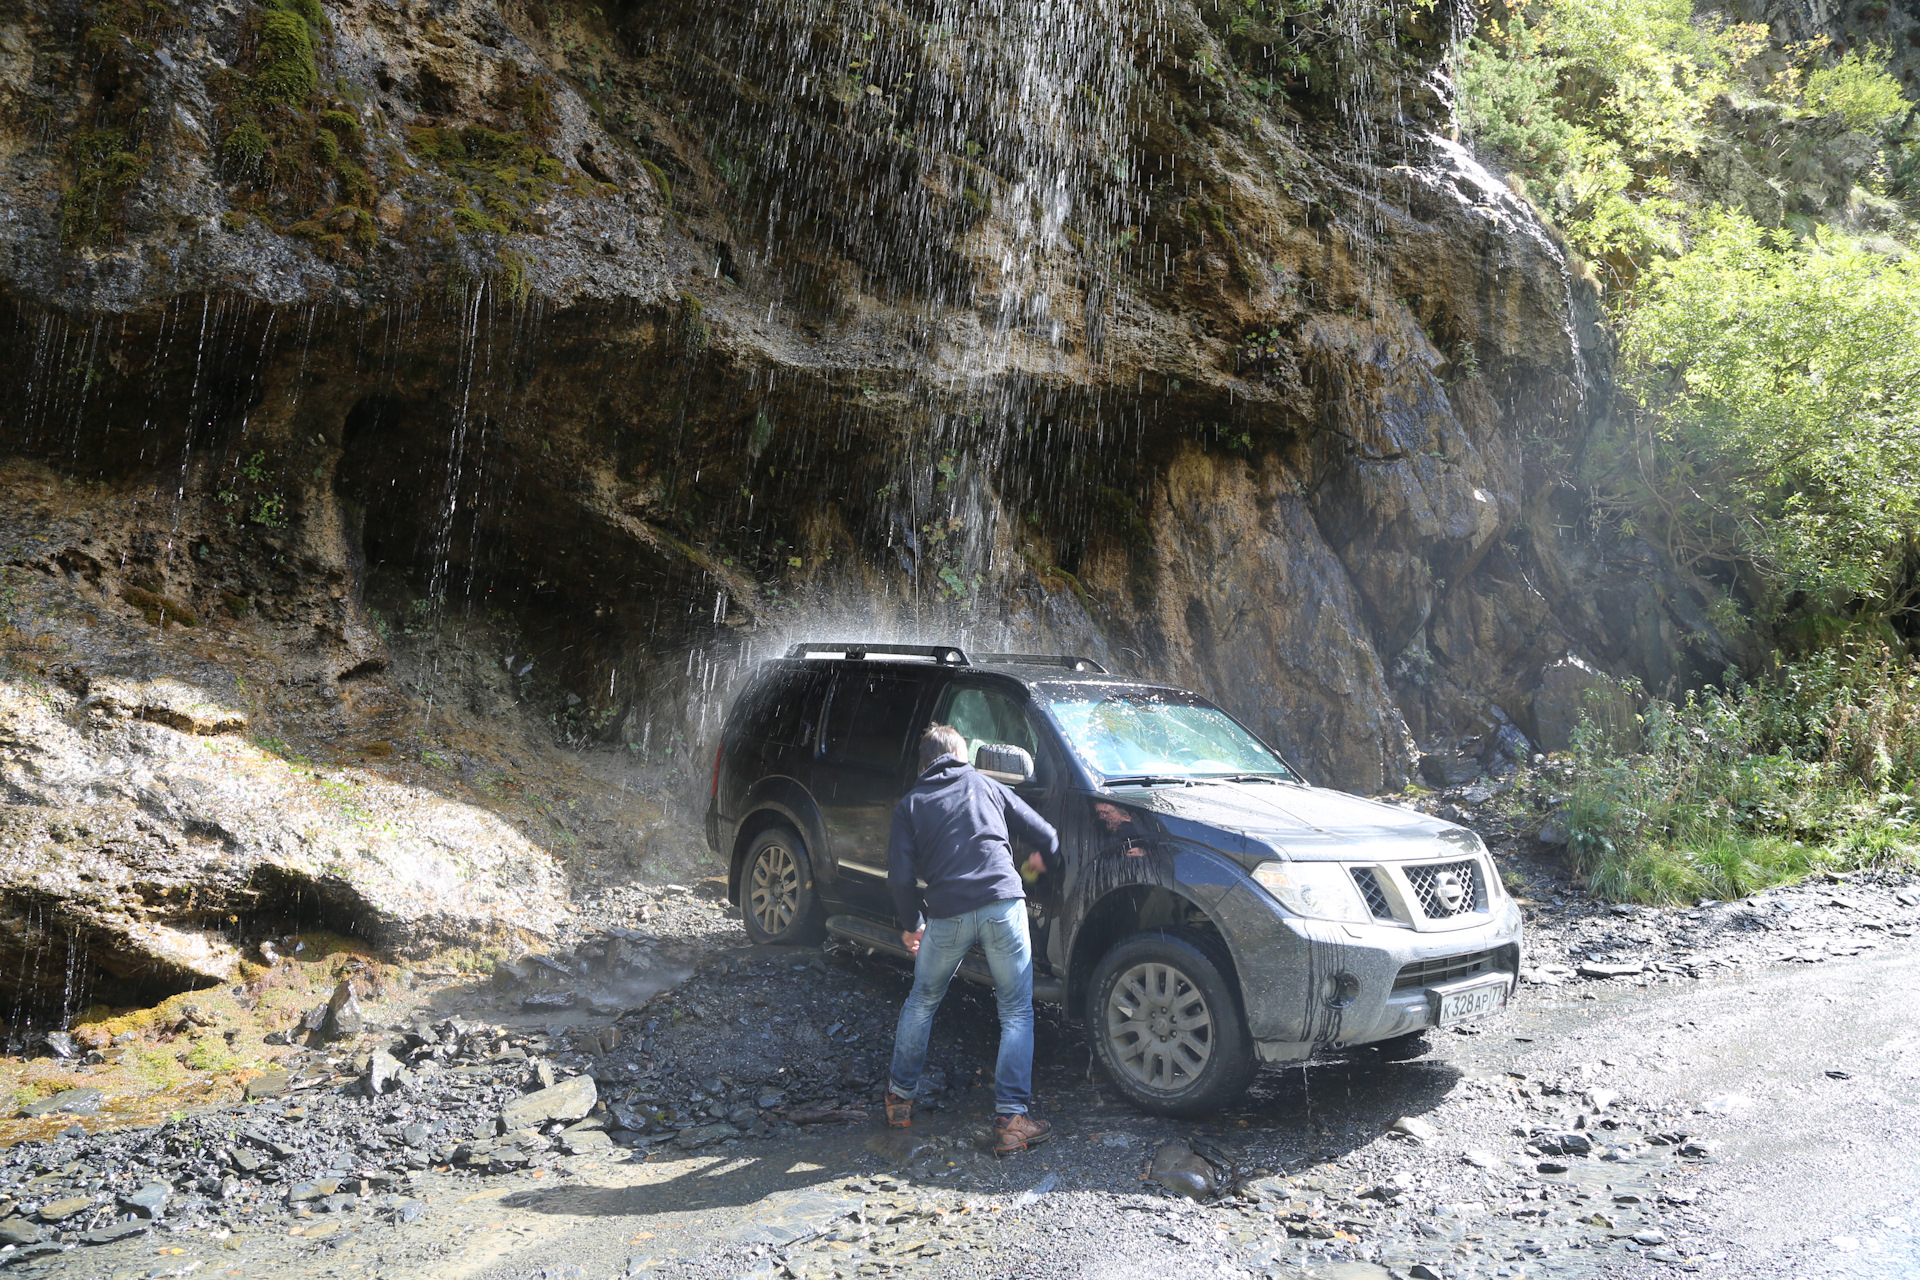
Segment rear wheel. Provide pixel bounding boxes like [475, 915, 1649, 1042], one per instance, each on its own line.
[1089, 932, 1254, 1117]
[740, 826, 825, 946]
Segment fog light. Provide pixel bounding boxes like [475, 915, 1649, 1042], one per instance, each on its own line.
[1324, 971, 1360, 1009]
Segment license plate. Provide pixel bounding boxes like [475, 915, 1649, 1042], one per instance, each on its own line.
[1434, 977, 1508, 1026]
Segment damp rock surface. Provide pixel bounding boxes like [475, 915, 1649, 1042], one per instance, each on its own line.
[0, 649, 571, 1008]
[0, 0, 1731, 823]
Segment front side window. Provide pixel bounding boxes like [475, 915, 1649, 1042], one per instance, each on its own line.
[934, 684, 1050, 785]
[1045, 689, 1296, 783]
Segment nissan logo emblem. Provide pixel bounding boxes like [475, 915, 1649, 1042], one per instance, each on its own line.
[1435, 870, 1467, 911]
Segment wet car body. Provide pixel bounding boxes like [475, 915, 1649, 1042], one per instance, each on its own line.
[708, 644, 1524, 1115]
[1102, 779, 1523, 1058]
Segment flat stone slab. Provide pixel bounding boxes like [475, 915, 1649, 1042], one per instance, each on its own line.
[245, 1070, 291, 1100]
[37, 1196, 96, 1223]
[499, 1074, 596, 1131]
[718, 1188, 861, 1247]
[560, 1130, 614, 1155]
[81, 1221, 151, 1245]
[18, 1087, 104, 1118]
[1577, 962, 1646, 978]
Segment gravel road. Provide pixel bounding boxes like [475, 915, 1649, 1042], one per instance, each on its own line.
[5, 872, 1918, 1280]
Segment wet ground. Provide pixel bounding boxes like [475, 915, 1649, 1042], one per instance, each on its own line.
[6, 877, 1918, 1280]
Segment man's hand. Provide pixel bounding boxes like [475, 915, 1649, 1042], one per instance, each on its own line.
[901, 928, 923, 956]
[1024, 851, 1048, 877]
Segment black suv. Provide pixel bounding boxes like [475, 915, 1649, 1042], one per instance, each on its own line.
[708, 643, 1523, 1115]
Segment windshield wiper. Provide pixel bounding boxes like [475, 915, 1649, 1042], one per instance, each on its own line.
[1199, 774, 1296, 785]
[1100, 774, 1192, 788]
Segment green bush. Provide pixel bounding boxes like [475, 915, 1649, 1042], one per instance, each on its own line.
[1560, 646, 1920, 902]
[1615, 212, 1920, 617]
[1457, 0, 1762, 277]
[1455, 16, 1576, 176]
[1803, 46, 1909, 131]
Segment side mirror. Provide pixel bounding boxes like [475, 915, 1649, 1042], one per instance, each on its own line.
[974, 743, 1034, 785]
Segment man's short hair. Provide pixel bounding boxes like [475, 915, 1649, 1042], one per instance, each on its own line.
[920, 724, 967, 770]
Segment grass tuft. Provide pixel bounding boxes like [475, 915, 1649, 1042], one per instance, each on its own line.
[1558, 644, 1920, 903]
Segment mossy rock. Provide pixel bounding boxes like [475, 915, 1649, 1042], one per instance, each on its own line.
[318, 109, 361, 146]
[221, 117, 272, 169]
[121, 586, 197, 628]
[640, 158, 672, 206]
[252, 7, 319, 104]
[62, 128, 150, 247]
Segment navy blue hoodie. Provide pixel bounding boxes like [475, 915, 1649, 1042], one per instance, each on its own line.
[886, 756, 1060, 931]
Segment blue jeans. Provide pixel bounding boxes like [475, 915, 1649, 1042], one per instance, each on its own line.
[888, 898, 1035, 1115]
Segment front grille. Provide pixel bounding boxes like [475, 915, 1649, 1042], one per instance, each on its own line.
[1404, 858, 1485, 919]
[1351, 867, 1395, 920]
[1394, 949, 1497, 992]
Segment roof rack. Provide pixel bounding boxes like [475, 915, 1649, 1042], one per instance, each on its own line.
[782, 643, 1108, 674]
[974, 652, 1109, 673]
[784, 642, 970, 665]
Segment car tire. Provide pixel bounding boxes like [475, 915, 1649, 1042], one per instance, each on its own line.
[739, 826, 826, 946]
[1088, 931, 1255, 1117]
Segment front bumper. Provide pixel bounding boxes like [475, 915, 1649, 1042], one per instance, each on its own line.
[1211, 879, 1524, 1062]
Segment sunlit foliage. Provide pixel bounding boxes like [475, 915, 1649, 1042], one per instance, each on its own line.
[1457, 0, 1765, 280]
[1614, 214, 1920, 617]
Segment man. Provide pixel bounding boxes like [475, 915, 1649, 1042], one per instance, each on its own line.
[885, 724, 1060, 1155]
[1091, 800, 1148, 857]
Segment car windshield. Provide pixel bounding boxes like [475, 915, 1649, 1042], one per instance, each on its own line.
[1045, 690, 1298, 783]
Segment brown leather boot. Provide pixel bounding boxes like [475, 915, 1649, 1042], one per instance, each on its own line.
[993, 1113, 1052, 1155]
[885, 1093, 914, 1128]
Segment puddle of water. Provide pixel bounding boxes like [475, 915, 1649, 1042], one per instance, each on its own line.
[864, 1130, 935, 1166]
[0, 1079, 237, 1148]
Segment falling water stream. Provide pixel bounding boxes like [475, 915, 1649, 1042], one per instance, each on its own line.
[0, 0, 1532, 748]
[665, 0, 1176, 699]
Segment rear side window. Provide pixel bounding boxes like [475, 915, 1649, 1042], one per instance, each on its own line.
[731, 668, 828, 747]
[822, 671, 924, 769]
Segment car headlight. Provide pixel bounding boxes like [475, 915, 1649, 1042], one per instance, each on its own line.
[1251, 861, 1372, 923]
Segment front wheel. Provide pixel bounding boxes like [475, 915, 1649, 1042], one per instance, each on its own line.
[739, 827, 826, 946]
[1088, 932, 1255, 1117]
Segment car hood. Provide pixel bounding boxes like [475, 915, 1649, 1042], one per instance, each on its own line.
[1114, 780, 1478, 864]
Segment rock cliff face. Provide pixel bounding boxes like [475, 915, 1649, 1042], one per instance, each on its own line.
[0, 0, 1725, 1013]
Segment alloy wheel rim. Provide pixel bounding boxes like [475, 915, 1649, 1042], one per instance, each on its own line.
[1105, 960, 1213, 1093]
[749, 842, 800, 935]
